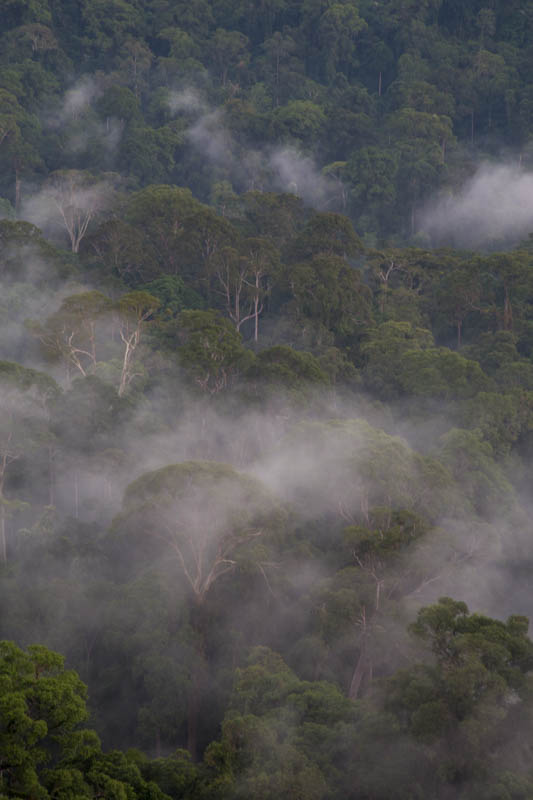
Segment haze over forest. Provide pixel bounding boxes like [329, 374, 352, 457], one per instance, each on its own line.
[5, 1, 533, 798]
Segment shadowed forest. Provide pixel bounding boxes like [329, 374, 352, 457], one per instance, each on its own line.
[4, 1, 533, 798]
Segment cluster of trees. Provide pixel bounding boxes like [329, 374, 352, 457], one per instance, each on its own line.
[4, 1, 533, 798]
[3, 0, 533, 240]
[4, 600, 533, 799]
[2, 190, 533, 794]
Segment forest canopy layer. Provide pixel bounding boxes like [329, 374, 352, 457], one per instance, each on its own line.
[4, 2, 533, 799]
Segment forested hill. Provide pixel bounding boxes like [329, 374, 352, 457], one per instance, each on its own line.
[3, 0, 533, 242]
[5, 1, 533, 799]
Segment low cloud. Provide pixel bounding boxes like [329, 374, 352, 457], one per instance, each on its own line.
[170, 87, 343, 208]
[420, 163, 533, 248]
[167, 87, 208, 115]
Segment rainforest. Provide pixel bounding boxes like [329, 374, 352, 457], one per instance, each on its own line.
[3, 1, 533, 798]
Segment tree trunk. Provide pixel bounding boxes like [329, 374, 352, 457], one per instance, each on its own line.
[0, 473, 6, 564]
[503, 288, 513, 331]
[348, 643, 367, 699]
[275, 52, 280, 107]
[74, 469, 79, 519]
[253, 274, 261, 342]
[118, 328, 139, 397]
[0, 501, 6, 564]
[14, 168, 21, 213]
[187, 677, 200, 760]
[48, 446, 55, 507]
[187, 598, 208, 760]
[379, 286, 387, 315]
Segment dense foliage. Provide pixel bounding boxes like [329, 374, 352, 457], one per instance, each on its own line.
[4, 1, 533, 798]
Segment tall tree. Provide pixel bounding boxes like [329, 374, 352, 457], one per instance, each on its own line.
[212, 237, 279, 340]
[0, 361, 58, 562]
[125, 185, 199, 276]
[27, 291, 113, 381]
[115, 290, 160, 396]
[175, 310, 253, 394]
[113, 460, 282, 757]
[385, 598, 533, 794]
[42, 170, 110, 253]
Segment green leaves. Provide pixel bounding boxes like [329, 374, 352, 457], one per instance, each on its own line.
[202, 648, 352, 800]
[176, 310, 253, 394]
[115, 460, 283, 603]
[0, 640, 88, 798]
[0, 640, 180, 798]
[381, 599, 533, 793]
[437, 427, 515, 515]
[285, 254, 372, 338]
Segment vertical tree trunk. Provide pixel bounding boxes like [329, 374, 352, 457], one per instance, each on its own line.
[275, 52, 280, 107]
[253, 272, 261, 342]
[503, 288, 513, 331]
[348, 642, 367, 699]
[0, 471, 6, 564]
[14, 168, 21, 213]
[187, 678, 200, 760]
[74, 469, 79, 519]
[0, 501, 6, 564]
[48, 446, 55, 507]
[118, 328, 140, 397]
[187, 598, 208, 760]
[379, 285, 387, 315]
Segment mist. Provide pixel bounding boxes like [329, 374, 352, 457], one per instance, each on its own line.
[5, 2, 533, 795]
[173, 87, 342, 206]
[420, 162, 533, 248]
[21, 176, 113, 251]
[57, 77, 102, 122]
[41, 375, 533, 624]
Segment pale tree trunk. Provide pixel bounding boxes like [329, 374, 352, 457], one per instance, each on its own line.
[252, 271, 263, 342]
[48, 446, 55, 506]
[254, 293, 260, 341]
[503, 287, 513, 331]
[118, 327, 140, 397]
[348, 641, 368, 699]
[0, 500, 6, 565]
[74, 469, 79, 519]
[0, 462, 7, 563]
[53, 196, 94, 253]
[348, 567, 383, 699]
[275, 51, 280, 107]
[14, 168, 21, 213]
